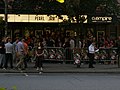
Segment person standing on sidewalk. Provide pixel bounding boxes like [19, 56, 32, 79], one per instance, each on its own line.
[63, 38, 70, 60]
[0, 38, 6, 69]
[13, 38, 19, 64]
[70, 37, 75, 59]
[88, 42, 98, 68]
[35, 39, 44, 73]
[5, 38, 13, 69]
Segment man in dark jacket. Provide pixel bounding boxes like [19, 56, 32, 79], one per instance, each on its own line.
[0, 38, 6, 69]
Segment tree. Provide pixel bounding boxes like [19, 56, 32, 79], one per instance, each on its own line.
[0, 17, 4, 29]
[0, 16, 5, 38]
[56, 0, 64, 3]
[64, 0, 119, 22]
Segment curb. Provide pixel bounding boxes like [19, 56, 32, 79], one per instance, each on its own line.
[1, 69, 120, 73]
[0, 64, 119, 73]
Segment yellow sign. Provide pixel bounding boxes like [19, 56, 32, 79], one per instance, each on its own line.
[0, 14, 87, 23]
[56, 0, 64, 3]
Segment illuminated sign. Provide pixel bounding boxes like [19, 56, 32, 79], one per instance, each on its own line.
[79, 15, 87, 23]
[29, 15, 59, 22]
[92, 16, 112, 23]
[0, 14, 68, 23]
[0, 14, 88, 23]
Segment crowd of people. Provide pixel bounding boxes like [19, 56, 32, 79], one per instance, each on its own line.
[0, 32, 119, 70]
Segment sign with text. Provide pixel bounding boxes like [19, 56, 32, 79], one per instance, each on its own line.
[0, 14, 77, 23]
[29, 15, 59, 23]
[88, 15, 116, 23]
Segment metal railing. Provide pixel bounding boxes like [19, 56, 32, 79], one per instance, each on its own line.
[43, 47, 65, 61]
[72, 47, 118, 64]
[29, 47, 118, 64]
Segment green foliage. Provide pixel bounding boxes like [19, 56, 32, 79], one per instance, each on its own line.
[12, 86, 17, 90]
[0, 17, 4, 22]
[64, 0, 119, 23]
[0, 86, 17, 90]
[0, 17, 4, 30]
[0, 87, 6, 90]
[1, 0, 119, 22]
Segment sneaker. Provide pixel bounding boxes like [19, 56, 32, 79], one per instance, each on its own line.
[2, 68, 6, 70]
[36, 67, 39, 71]
[39, 72, 42, 74]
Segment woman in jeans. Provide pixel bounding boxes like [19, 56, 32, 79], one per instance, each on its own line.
[35, 40, 44, 73]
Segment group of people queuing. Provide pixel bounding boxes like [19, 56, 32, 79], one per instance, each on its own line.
[0, 37, 13, 69]
[0, 32, 119, 70]
[0, 37, 44, 71]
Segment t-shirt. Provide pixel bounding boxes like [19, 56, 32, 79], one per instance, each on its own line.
[36, 46, 44, 58]
[16, 41, 24, 54]
[23, 42, 28, 54]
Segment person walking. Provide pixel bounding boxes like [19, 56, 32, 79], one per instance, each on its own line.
[22, 39, 28, 69]
[0, 38, 6, 69]
[35, 39, 44, 74]
[16, 38, 26, 70]
[5, 38, 13, 69]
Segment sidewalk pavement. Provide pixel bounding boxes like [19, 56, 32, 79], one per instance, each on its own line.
[0, 63, 120, 73]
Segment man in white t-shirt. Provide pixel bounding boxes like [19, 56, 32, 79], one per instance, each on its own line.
[88, 42, 95, 68]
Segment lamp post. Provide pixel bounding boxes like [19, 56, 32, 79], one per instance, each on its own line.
[4, 0, 8, 37]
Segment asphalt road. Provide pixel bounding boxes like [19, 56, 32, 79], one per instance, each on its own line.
[0, 73, 120, 90]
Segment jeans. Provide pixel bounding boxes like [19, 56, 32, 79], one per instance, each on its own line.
[5, 53, 13, 68]
[16, 53, 25, 68]
[0, 54, 6, 68]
